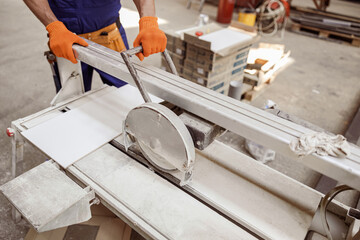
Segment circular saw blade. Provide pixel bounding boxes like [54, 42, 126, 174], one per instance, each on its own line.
[125, 103, 195, 172]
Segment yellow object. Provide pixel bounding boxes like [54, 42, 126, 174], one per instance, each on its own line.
[238, 11, 256, 26]
[79, 23, 126, 53]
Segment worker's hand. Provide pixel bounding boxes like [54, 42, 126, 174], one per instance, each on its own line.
[133, 16, 167, 61]
[46, 21, 88, 64]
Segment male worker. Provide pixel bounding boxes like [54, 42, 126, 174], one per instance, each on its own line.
[24, 0, 167, 91]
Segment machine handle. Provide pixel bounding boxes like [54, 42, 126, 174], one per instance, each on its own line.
[162, 49, 179, 76]
[123, 46, 143, 56]
[123, 46, 179, 76]
[120, 47, 178, 103]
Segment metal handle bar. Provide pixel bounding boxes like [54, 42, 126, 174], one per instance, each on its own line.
[120, 47, 178, 103]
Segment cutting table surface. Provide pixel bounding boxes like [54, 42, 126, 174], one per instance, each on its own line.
[10, 85, 325, 240]
[70, 144, 258, 240]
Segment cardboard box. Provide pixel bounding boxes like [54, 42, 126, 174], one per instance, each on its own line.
[184, 53, 247, 78]
[214, 82, 230, 95]
[211, 80, 229, 91]
[166, 42, 186, 57]
[165, 29, 186, 48]
[163, 22, 256, 95]
[180, 74, 231, 95]
[183, 22, 257, 57]
[185, 44, 250, 71]
[164, 29, 187, 57]
[184, 63, 246, 88]
[181, 22, 255, 92]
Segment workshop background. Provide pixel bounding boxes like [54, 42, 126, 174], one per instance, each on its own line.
[1, 0, 360, 239]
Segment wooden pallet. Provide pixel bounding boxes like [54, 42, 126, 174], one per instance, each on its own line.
[291, 6, 360, 24]
[241, 54, 293, 102]
[291, 23, 360, 47]
[241, 76, 276, 102]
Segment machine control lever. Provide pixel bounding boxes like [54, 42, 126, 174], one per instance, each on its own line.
[120, 47, 178, 103]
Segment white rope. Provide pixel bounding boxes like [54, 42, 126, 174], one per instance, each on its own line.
[258, 0, 285, 37]
[289, 132, 350, 158]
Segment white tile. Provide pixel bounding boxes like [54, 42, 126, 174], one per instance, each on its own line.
[22, 85, 162, 168]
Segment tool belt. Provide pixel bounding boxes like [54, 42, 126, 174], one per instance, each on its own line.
[79, 23, 126, 52]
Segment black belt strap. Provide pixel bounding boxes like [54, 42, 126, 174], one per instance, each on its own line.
[116, 17, 122, 30]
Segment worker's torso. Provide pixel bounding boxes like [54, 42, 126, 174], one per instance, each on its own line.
[48, 0, 121, 34]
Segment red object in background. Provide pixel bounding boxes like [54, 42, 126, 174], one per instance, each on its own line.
[6, 128, 14, 137]
[217, 0, 236, 24]
[195, 31, 204, 36]
[280, 0, 290, 17]
[235, 0, 262, 8]
[270, 0, 290, 16]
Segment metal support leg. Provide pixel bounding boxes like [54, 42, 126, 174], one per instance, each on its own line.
[11, 130, 24, 178]
[11, 206, 22, 223]
[186, 0, 205, 12]
[44, 51, 62, 93]
[186, 0, 192, 9]
[50, 57, 84, 106]
[199, 0, 205, 12]
[10, 126, 24, 223]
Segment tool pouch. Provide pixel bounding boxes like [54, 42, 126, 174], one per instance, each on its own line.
[79, 23, 126, 52]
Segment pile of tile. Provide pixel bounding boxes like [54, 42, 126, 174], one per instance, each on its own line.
[162, 23, 256, 95]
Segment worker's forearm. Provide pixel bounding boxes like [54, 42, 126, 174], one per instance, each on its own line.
[133, 0, 156, 17]
[23, 0, 58, 26]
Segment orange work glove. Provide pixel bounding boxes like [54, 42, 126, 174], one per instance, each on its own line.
[46, 21, 88, 64]
[133, 16, 167, 61]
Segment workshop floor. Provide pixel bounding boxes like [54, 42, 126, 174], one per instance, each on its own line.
[1, 0, 359, 239]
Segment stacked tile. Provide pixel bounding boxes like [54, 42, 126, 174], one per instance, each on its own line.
[161, 23, 255, 96]
[182, 44, 250, 95]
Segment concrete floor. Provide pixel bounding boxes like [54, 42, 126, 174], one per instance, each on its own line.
[1, 0, 360, 239]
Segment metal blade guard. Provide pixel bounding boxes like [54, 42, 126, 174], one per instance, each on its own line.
[121, 47, 195, 185]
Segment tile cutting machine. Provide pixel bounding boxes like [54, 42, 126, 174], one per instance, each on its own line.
[2, 40, 360, 240]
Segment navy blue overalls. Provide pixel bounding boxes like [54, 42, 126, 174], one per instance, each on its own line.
[48, 0, 129, 92]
